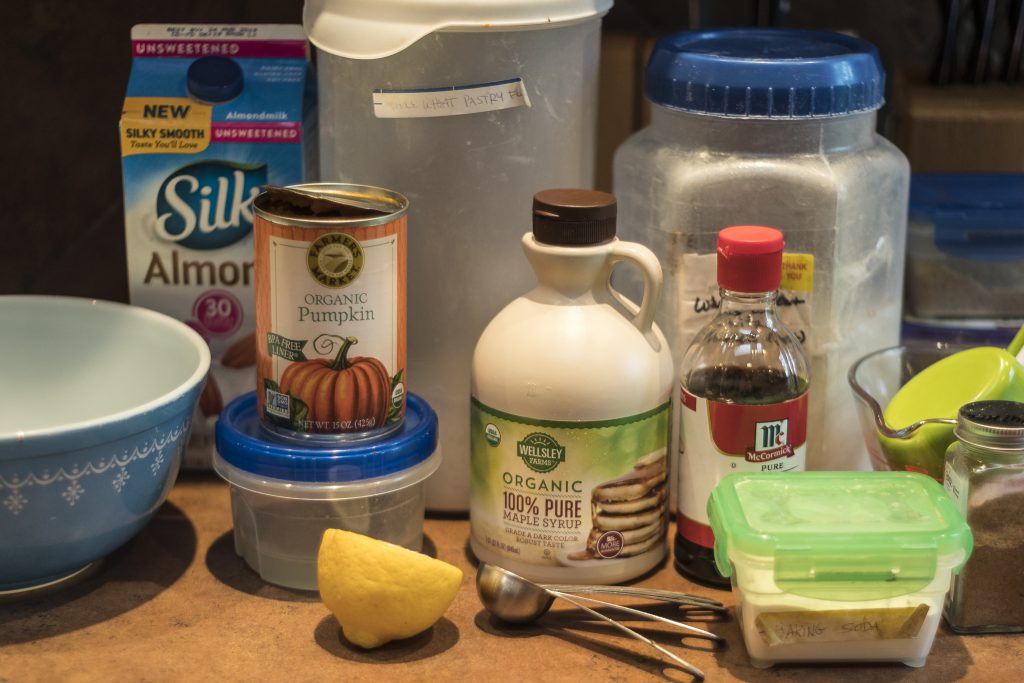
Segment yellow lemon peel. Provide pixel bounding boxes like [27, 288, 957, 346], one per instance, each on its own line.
[317, 528, 463, 648]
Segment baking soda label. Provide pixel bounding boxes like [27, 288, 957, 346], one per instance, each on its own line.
[677, 389, 808, 548]
[470, 399, 670, 567]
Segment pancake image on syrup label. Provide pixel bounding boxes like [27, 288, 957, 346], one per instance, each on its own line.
[469, 399, 670, 569]
[566, 449, 668, 562]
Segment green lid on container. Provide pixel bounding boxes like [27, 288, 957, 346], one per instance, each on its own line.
[707, 471, 973, 600]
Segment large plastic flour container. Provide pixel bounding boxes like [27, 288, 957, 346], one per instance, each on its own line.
[614, 29, 909, 472]
[305, 0, 611, 510]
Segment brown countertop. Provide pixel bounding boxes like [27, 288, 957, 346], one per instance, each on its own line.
[2, 474, 1021, 682]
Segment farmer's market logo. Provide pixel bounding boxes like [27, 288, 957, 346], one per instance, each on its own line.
[517, 432, 565, 473]
[307, 232, 364, 288]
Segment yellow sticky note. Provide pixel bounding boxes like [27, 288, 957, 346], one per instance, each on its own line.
[781, 253, 814, 293]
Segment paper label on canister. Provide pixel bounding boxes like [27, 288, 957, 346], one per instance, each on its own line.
[677, 252, 814, 352]
[755, 605, 929, 645]
[470, 399, 670, 567]
[371, 78, 531, 119]
[254, 211, 406, 437]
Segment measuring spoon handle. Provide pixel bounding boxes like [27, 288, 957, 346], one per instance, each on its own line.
[552, 592, 722, 641]
[550, 590, 705, 679]
[544, 584, 725, 609]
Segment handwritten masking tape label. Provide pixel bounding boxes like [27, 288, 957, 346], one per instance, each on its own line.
[781, 253, 814, 292]
[372, 78, 531, 119]
[121, 97, 212, 156]
[755, 604, 929, 646]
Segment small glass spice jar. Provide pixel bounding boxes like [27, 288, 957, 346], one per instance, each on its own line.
[943, 400, 1024, 633]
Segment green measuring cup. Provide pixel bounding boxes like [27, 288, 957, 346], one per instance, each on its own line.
[876, 326, 1024, 479]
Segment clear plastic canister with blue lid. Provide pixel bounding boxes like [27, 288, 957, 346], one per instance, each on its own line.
[614, 28, 909, 474]
[213, 391, 440, 591]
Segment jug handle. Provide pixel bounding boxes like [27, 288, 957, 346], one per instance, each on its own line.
[606, 241, 662, 335]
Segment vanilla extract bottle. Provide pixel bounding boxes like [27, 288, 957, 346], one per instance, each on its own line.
[675, 226, 810, 587]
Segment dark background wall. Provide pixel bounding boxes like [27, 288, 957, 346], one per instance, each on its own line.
[0, 1, 987, 302]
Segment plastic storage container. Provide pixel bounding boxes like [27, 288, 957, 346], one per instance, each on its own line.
[708, 471, 972, 669]
[213, 392, 439, 590]
[614, 28, 909, 472]
[906, 174, 1024, 319]
[304, 0, 611, 511]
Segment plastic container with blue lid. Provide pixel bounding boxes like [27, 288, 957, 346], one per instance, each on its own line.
[614, 27, 909, 482]
[906, 173, 1024, 319]
[213, 391, 440, 590]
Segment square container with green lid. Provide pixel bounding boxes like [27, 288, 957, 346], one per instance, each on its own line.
[707, 471, 972, 669]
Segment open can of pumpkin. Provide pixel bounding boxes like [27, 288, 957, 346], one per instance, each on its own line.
[253, 183, 408, 443]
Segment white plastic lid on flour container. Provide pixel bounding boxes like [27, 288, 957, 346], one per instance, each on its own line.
[304, 0, 613, 59]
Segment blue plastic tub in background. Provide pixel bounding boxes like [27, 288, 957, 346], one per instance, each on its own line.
[906, 174, 1024, 319]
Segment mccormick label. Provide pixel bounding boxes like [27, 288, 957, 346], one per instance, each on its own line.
[470, 399, 670, 567]
[253, 185, 407, 440]
[120, 24, 315, 468]
[677, 387, 808, 549]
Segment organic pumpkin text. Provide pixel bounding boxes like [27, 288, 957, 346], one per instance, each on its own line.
[297, 290, 374, 325]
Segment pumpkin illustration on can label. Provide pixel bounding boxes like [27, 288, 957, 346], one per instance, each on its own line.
[253, 184, 408, 441]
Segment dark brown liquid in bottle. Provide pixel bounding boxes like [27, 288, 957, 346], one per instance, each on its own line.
[675, 365, 808, 588]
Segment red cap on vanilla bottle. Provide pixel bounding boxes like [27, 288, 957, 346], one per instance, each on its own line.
[717, 226, 784, 293]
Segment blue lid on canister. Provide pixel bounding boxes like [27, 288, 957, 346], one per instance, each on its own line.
[646, 28, 885, 118]
[215, 392, 437, 483]
[187, 56, 244, 103]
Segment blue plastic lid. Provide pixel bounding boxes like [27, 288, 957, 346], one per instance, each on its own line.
[215, 392, 437, 483]
[187, 56, 244, 103]
[646, 28, 885, 118]
[902, 317, 1019, 349]
[910, 173, 1024, 261]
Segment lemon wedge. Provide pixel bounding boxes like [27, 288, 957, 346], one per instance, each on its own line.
[317, 528, 463, 648]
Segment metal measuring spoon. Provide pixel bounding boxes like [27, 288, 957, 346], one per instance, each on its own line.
[542, 583, 727, 613]
[476, 564, 718, 678]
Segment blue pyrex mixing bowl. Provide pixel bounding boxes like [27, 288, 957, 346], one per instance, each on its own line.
[0, 296, 209, 591]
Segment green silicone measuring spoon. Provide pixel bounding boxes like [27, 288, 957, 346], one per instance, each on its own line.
[878, 325, 1024, 478]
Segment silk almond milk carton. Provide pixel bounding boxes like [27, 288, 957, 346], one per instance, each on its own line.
[120, 24, 316, 467]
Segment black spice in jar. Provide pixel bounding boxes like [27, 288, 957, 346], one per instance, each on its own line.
[944, 400, 1024, 633]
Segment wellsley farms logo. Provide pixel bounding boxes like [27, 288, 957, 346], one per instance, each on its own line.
[517, 432, 566, 473]
[745, 418, 795, 463]
[155, 160, 267, 249]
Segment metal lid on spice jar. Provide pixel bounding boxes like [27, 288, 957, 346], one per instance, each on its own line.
[532, 188, 616, 246]
[646, 28, 885, 118]
[215, 391, 438, 483]
[955, 400, 1024, 451]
